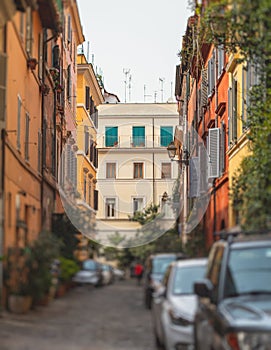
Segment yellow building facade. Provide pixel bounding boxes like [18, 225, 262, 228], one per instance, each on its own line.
[227, 53, 252, 227]
[76, 53, 104, 216]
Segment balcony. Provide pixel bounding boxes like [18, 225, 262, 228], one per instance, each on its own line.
[101, 135, 173, 149]
[37, 0, 62, 32]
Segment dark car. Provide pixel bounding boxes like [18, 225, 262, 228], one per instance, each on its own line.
[144, 252, 186, 309]
[194, 231, 271, 350]
[72, 259, 103, 287]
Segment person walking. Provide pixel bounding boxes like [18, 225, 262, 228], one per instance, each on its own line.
[134, 262, 144, 285]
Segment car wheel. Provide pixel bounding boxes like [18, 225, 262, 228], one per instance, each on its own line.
[154, 332, 164, 349]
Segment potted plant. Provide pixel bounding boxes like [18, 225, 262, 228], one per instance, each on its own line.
[5, 247, 33, 314]
[56, 257, 79, 296]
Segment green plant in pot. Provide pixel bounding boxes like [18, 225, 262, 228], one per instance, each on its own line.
[5, 247, 33, 314]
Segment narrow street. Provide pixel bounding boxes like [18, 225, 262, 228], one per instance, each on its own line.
[0, 280, 156, 350]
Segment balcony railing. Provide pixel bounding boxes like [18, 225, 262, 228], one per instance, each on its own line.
[101, 136, 173, 148]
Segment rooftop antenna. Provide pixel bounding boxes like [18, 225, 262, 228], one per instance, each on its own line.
[170, 81, 173, 98]
[128, 74, 132, 102]
[87, 42, 90, 63]
[154, 91, 157, 103]
[159, 77, 165, 102]
[123, 68, 130, 103]
[92, 54, 94, 65]
[144, 85, 152, 102]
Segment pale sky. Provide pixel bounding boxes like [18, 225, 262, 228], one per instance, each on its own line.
[77, 0, 192, 103]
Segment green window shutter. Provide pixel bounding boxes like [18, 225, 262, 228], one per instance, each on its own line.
[105, 127, 118, 147]
[132, 126, 145, 147]
[160, 126, 173, 147]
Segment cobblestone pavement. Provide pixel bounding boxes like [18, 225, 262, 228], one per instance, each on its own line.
[0, 280, 156, 350]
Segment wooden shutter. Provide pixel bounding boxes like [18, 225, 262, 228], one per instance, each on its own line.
[208, 128, 220, 178]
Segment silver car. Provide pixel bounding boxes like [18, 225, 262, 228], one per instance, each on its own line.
[72, 259, 103, 287]
[152, 258, 207, 350]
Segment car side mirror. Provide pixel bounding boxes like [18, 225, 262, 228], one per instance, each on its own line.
[194, 279, 213, 299]
[153, 285, 166, 299]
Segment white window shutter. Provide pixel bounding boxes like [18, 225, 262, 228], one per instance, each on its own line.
[208, 128, 220, 178]
[199, 142, 208, 193]
[201, 68, 208, 109]
[189, 157, 200, 198]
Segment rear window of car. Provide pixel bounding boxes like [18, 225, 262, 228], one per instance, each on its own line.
[152, 256, 176, 274]
[83, 260, 97, 270]
[225, 246, 271, 297]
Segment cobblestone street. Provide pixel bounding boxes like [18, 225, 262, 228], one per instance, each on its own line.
[0, 280, 156, 350]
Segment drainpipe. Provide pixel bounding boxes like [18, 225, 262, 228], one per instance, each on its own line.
[152, 117, 155, 204]
[0, 129, 6, 307]
[41, 30, 58, 229]
[213, 47, 219, 239]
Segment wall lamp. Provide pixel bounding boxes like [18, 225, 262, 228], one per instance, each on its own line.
[167, 141, 190, 166]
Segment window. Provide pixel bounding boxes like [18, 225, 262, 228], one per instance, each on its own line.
[161, 163, 171, 179]
[133, 198, 143, 214]
[17, 95, 22, 149]
[106, 198, 116, 218]
[134, 162, 143, 179]
[105, 126, 118, 147]
[106, 163, 116, 179]
[208, 52, 215, 96]
[25, 7, 32, 55]
[160, 126, 173, 147]
[25, 112, 30, 160]
[132, 126, 145, 147]
[217, 46, 225, 77]
[228, 79, 238, 145]
[67, 64, 72, 104]
[85, 86, 90, 110]
[84, 128, 89, 155]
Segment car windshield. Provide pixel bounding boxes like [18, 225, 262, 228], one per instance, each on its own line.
[152, 257, 176, 275]
[172, 265, 206, 295]
[83, 260, 97, 270]
[225, 246, 271, 297]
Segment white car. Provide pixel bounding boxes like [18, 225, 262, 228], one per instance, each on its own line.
[152, 258, 207, 350]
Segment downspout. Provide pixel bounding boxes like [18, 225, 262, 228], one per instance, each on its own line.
[0, 129, 6, 306]
[213, 48, 219, 239]
[41, 30, 58, 229]
[152, 117, 155, 204]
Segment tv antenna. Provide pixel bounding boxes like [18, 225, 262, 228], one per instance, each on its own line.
[144, 85, 152, 102]
[154, 91, 158, 103]
[159, 77, 165, 102]
[128, 74, 132, 102]
[123, 68, 130, 103]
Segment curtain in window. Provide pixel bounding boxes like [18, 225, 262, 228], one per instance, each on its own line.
[160, 126, 173, 147]
[105, 127, 118, 147]
[132, 126, 145, 146]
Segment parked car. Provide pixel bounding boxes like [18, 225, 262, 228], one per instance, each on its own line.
[194, 232, 271, 350]
[152, 258, 207, 350]
[72, 259, 103, 287]
[144, 252, 186, 309]
[101, 264, 114, 285]
[113, 267, 125, 281]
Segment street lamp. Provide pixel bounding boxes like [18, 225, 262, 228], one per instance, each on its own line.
[167, 141, 190, 166]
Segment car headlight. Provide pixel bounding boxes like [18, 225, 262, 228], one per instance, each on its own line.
[169, 309, 192, 327]
[226, 332, 271, 350]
